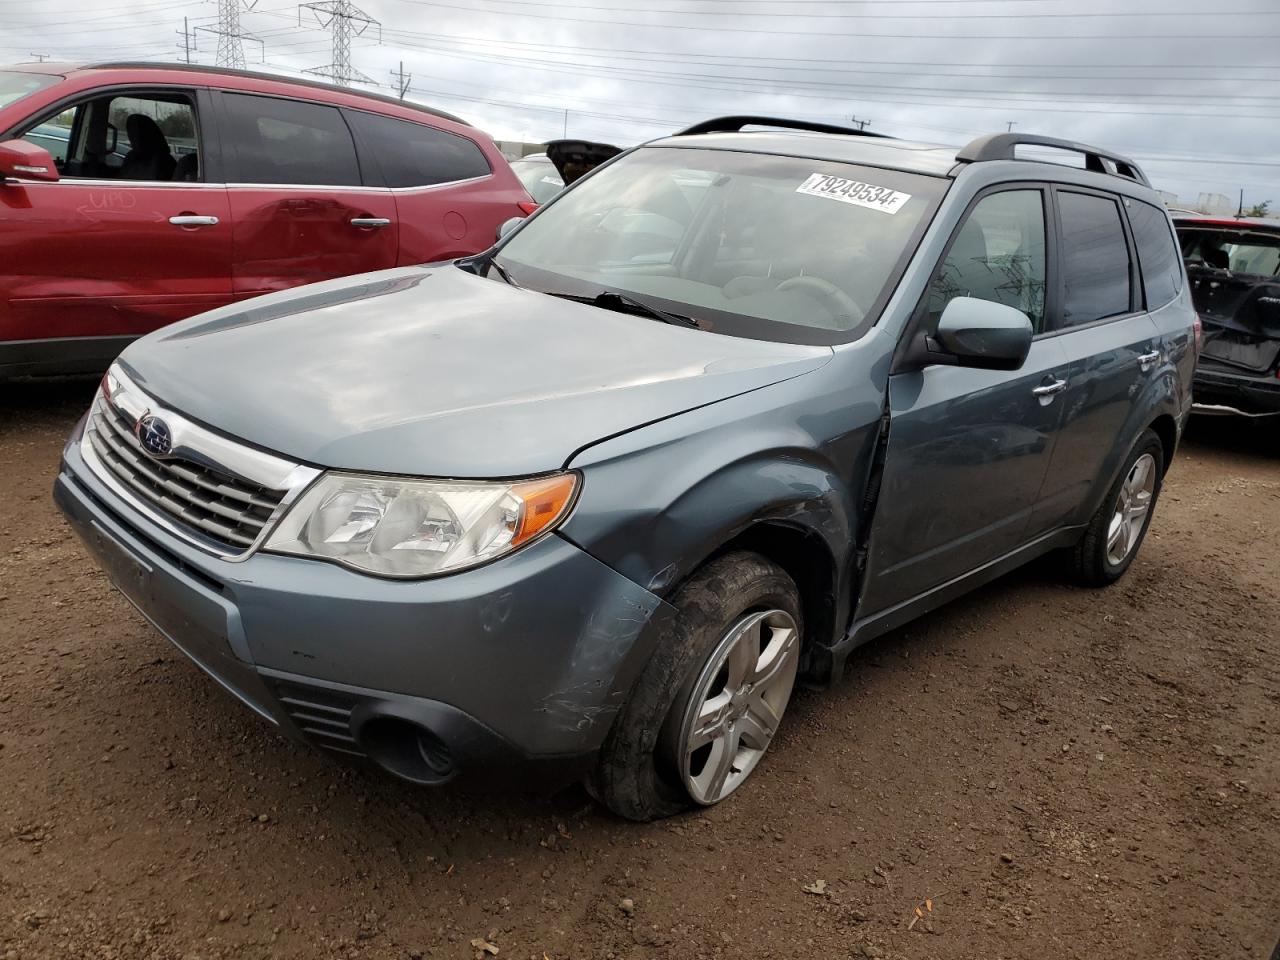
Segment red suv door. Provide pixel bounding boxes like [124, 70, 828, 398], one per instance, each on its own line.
[214, 90, 398, 297]
[0, 86, 231, 375]
[342, 107, 533, 263]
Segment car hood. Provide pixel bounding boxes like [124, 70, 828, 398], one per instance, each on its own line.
[120, 265, 832, 477]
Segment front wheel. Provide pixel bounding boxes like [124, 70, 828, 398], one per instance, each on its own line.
[1068, 429, 1164, 587]
[589, 552, 803, 821]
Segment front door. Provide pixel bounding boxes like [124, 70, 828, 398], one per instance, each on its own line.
[1, 87, 231, 366]
[859, 186, 1066, 618]
[214, 91, 398, 298]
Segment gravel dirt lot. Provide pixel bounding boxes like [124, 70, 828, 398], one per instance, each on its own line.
[2, 380, 1278, 960]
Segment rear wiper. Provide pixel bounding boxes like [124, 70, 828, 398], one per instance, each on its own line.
[552, 290, 699, 328]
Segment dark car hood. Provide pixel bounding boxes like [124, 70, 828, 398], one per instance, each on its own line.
[120, 265, 831, 477]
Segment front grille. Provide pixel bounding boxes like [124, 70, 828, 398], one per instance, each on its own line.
[271, 681, 365, 757]
[86, 398, 286, 551]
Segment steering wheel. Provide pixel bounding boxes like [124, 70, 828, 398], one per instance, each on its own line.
[776, 276, 865, 327]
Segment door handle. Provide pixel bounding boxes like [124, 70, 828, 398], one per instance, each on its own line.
[1137, 350, 1160, 371]
[350, 217, 392, 228]
[1032, 378, 1068, 399]
[168, 215, 219, 227]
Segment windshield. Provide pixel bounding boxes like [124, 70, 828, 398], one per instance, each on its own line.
[0, 70, 58, 111]
[496, 146, 945, 344]
[511, 157, 564, 203]
[1180, 226, 1280, 279]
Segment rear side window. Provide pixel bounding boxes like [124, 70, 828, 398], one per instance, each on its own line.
[345, 110, 490, 187]
[222, 93, 360, 187]
[1126, 199, 1182, 308]
[1058, 191, 1132, 326]
[926, 189, 1047, 333]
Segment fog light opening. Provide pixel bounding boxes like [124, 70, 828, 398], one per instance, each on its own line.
[359, 716, 456, 785]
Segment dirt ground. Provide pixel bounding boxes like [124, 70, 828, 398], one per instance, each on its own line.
[1, 379, 1277, 960]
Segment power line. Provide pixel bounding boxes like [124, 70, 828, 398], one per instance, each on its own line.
[383, 0, 1280, 19]
[298, 0, 381, 86]
[350, 0, 1280, 39]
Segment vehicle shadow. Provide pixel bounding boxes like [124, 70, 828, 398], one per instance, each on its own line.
[0, 376, 97, 424]
[1180, 414, 1279, 461]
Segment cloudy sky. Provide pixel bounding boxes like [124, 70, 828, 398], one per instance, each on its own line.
[4, 0, 1277, 206]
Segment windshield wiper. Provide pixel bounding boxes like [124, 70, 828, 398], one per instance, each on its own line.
[486, 257, 521, 289]
[551, 290, 699, 328]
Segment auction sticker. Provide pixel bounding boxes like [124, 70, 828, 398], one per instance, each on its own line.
[795, 173, 911, 214]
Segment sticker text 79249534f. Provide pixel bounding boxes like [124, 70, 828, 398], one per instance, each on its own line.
[794, 174, 912, 215]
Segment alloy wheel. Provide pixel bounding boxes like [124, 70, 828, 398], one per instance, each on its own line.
[676, 609, 800, 805]
[1106, 452, 1157, 566]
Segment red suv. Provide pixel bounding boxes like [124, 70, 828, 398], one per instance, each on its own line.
[0, 62, 536, 379]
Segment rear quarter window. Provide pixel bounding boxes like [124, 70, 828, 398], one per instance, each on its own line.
[345, 110, 490, 188]
[1126, 199, 1183, 309]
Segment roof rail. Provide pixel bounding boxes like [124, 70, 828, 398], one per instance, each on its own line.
[83, 61, 471, 126]
[956, 132, 1149, 186]
[675, 115, 890, 140]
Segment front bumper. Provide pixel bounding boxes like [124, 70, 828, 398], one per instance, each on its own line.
[1192, 364, 1280, 417]
[54, 434, 673, 789]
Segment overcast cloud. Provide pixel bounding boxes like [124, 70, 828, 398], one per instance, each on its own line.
[3, 0, 1277, 206]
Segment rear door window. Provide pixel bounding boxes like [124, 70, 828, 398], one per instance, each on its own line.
[1125, 199, 1182, 309]
[1057, 190, 1133, 327]
[222, 93, 361, 187]
[345, 110, 490, 187]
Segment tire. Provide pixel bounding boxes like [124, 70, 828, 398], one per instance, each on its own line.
[589, 551, 803, 821]
[1068, 429, 1165, 587]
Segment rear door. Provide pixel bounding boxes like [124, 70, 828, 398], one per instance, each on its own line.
[859, 186, 1068, 617]
[342, 107, 531, 262]
[1027, 187, 1161, 535]
[1, 86, 231, 364]
[215, 91, 397, 297]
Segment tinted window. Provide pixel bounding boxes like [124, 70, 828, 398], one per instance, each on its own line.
[926, 189, 1047, 333]
[1059, 191, 1132, 326]
[346, 110, 489, 188]
[223, 93, 360, 186]
[1126, 199, 1182, 308]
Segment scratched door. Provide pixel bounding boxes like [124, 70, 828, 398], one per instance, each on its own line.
[0, 178, 232, 347]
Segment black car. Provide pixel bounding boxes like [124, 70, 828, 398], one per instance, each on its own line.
[1174, 214, 1280, 418]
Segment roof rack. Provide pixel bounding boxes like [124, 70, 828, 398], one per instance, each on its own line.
[675, 116, 890, 140]
[956, 133, 1149, 186]
[84, 61, 471, 126]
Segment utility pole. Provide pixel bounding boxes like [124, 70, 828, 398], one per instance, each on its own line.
[299, 1, 381, 87]
[1006, 120, 1017, 132]
[28, 53, 50, 63]
[391, 60, 411, 99]
[177, 16, 194, 64]
[850, 115, 870, 131]
[197, 0, 263, 69]
[563, 108, 568, 138]
[1237, 188, 1244, 217]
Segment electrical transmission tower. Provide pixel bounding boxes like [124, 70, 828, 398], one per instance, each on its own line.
[197, 0, 263, 69]
[299, 1, 380, 87]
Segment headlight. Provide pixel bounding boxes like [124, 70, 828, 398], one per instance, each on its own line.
[263, 472, 578, 578]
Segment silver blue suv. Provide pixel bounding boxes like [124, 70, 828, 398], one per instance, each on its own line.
[54, 117, 1196, 820]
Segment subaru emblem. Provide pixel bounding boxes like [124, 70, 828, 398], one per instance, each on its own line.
[137, 415, 173, 458]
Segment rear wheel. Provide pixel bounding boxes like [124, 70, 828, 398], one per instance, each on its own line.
[1069, 429, 1164, 586]
[590, 552, 802, 821]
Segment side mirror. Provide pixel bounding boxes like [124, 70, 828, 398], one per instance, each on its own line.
[0, 139, 60, 183]
[496, 217, 522, 242]
[932, 296, 1032, 370]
